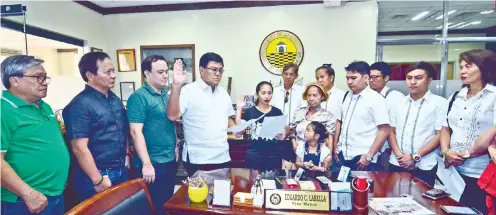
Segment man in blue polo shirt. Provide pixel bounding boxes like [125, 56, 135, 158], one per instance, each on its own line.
[127, 55, 178, 214]
[63, 52, 130, 201]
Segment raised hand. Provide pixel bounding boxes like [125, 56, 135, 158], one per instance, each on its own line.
[172, 59, 187, 85]
[236, 95, 246, 111]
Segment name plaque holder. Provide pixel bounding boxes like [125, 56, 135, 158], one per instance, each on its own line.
[264, 188, 354, 213]
[264, 189, 330, 212]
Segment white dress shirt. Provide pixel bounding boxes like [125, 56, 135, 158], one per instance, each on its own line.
[321, 86, 346, 121]
[179, 78, 235, 164]
[379, 86, 405, 153]
[270, 84, 304, 124]
[389, 90, 447, 170]
[443, 84, 496, 178]
[337, 87, 390, 163]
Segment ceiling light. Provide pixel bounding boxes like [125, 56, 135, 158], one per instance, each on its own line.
[457, 23, 472, 28]
[435, 10, 457, 20]
[435, 34, 440, 37]
[449, 22, 466, 28]
[457, 21, 482, 29]
[411, 11, 430, 21]
[454, 49, 460, 51]
[481, 10, 493, 15]
[436, 23, 452, 29]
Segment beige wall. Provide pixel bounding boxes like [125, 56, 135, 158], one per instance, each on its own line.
[104, 2, 379, 100]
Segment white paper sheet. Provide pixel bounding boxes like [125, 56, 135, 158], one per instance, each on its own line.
[435, 156, 465, 202]
[261, 179, 276, 191]
[257, 115, 287, 139]
[213, 180, 231, 207]
[227, 114, 265, 133]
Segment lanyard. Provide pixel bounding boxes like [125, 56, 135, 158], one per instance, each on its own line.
[343, 94, 360, 157]
[400, 99, 425, 154]
[282, 89, 293, 123]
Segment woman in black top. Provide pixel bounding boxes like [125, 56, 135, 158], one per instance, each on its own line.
[235, 81, 284, 172]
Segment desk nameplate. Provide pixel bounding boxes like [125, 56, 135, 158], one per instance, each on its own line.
[265, 189, 330, 211]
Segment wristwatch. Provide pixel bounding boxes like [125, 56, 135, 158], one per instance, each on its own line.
[413, 154, 422, 162]
[366, 154, 373, 162]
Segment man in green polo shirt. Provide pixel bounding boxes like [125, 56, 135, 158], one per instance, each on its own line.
[1, 55, 70, 215]
[127, 55, 178, 215]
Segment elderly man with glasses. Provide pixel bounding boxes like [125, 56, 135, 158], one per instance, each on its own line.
[63, 52, 130, 202]
[1, 55, 70, 215]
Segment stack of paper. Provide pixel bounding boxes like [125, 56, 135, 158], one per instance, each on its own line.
[233, 192, 254, 207]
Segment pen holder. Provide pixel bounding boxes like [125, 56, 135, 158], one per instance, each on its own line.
[351, 177, 370, 212]
[188, 185, 208, 203]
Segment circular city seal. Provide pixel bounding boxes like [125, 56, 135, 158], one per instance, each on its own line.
[269, 193, 282, 205]
[259, 30, 304, 75]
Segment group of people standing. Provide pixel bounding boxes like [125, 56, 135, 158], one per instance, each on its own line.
[236, 49, 496, 215]
[1, 48, 495, 215]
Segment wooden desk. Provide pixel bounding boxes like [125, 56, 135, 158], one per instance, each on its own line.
[164, 168, 462, 214]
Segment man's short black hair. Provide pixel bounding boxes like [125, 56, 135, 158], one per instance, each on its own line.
[370, 61, 391, 77]
[345, 61, 370, 75]
[199, 52, 223, 68]
[141, 55, 166, 77]
[78, 52, 110, 82]
[406, 61, 437, 78]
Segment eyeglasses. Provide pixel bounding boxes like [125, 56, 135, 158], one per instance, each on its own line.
[21, 75, 51, 84]
[370, 75, 383, 81]
[205, 67, 225, 74]
[284, 91, 289, 103]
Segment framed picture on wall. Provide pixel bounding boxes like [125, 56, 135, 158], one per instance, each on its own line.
[120, 82, 135, 101]
[140, 44, 195, 85]
[116, 49, 137, 72]
[91, 47, 103, 52]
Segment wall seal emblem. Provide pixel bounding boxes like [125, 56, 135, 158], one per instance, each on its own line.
[259, 30, 304, 75]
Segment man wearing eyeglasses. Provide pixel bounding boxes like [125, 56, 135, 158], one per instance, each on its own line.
[167, 52, 235, 177]
[271, 63, 304, 125]
[63, 52, 130, 201]
[1, 55, 69, 214]
[369, 62, 405, 171]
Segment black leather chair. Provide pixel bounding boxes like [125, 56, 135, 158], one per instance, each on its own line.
[65, 178, 156, 215]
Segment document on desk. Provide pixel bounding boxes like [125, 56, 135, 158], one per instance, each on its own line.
[227, 114, 265, 133]
[257, 115, 287, 139]
[436, 156, 465, 202]
[369, 198, 434, 215]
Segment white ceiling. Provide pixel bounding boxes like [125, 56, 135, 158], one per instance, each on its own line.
[0, 28, 79, 51]
[88, 0, 496, 32]
[379, 0, 496, 32]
